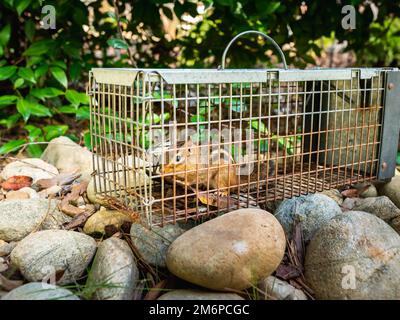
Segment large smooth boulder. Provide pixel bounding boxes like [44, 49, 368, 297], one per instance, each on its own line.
[1, 158, 58, 183]
[41, 136, 93, 181]
[0, 199, 70, 242]
[379, 176, 400, 209]
[130, 223, 185, 268]
[274, 193, 342, 242]
[83, 209, 132, 235]
[85, 238, 138, 300]
[2, 283, 79, 300]
[166, 208, 286, 291]
[11, 230, 97, 285]
[305, 211, 400, 299]
[158, 289, 244, 300]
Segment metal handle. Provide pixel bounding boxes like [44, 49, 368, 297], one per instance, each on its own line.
[220, 30, 288, 70]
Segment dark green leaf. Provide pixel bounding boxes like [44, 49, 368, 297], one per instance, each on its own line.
[18, 67, 36, 83]
[0, 95, 18, 107]
[24, 19, 35, 42]
[0, 66, 17, 80]
[50, 67, 68, 88]
[70, 61, 81, 81]
[0, 139, 26, 155]
[15, 0, 32, 15]
[34, 64, 48, 79]
[0, 114, 20, 129]
[107, 38, 129, 50]
[0, 24, 11, 46]
[16, 98, 32, 121]
[397, 152, 400, 166]
[65, 89, 89, 106]
[30, 87, 64, 100]
[24, 39, 54, 56]
[14, 78, 24, 89]
[43, 125, 69, 141]
[83, 132, 92, 150]
[30, 103, 52, 117]
[76, 106, 90, 120]
[52, 60, 67, 70]
[57, 105, 77, 114]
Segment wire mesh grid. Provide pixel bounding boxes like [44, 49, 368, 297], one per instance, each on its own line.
[88, 67, 394, 226]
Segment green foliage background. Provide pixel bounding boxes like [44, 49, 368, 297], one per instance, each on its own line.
[0, 0, 399, 155]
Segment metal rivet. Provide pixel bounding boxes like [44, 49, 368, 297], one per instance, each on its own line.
[381, 162, 388, 171]
[388, 83, 395, 90]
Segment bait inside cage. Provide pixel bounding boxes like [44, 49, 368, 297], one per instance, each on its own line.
[88, 32, 400, 226]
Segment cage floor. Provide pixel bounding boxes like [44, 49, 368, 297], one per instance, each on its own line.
[147, 164, 376, 225]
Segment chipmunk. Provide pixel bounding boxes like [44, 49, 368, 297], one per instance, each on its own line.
[162, 138, 276, 195]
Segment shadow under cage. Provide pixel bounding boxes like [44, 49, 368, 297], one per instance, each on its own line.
[88, 34, 400, 227]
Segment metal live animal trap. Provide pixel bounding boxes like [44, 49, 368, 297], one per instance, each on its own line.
[88, 31, 400, 226]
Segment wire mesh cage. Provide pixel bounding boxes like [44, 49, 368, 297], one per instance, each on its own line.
[88, 31, 400, 226]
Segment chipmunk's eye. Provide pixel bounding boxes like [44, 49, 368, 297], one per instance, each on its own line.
[176, 155, 181, 162]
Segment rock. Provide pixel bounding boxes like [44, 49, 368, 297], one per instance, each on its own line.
[0, 240, 15, 256]
[258, 276, 307, 300]
[1, 158, 58, 183]
[0, 199, 72, 241]
[318, 189, 343, 205]
[2, 283, 79, 300]
[274, 193, 341, 242]
[358, 184, 378, 198]
[83, 210, 132, 235]
[130, 223, 185, 268]
[379, 176, 400, 209]
[41, 136, 93, 181]
[347, 196, 400, 233]
[166, 208, 286, 291]
[305, 211, 400, 299]
[158, 289, 244, 300]
[11, 230, 97, 285]
[18, 187, 38, 199]
[5, 190, 29, 200]
[85, 238, 138, 300]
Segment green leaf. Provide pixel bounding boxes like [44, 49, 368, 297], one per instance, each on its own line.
[0, 114, 20, 129]
[16, 98, 32, 121]
[0, 66, 17, 80]
[65, 89, 89, 106]
[18, 67, 36, 83]
[83, 132, 92, 150]
[52, 60, 67, 70]
[24, 39, 54, 56]
[397, 152, 400, 166]
[57, 105, 77, 114]
[76, 106, 90, 120]
[0, 95, 18, 107]
[24, 19, 35, 42]
[50, 67, 68, 88]
[0, 46, 3, 57]
[43, 125, 69, 141]
[107, 38, 129, 50]
[30, 87, 64, 100]
[0, 139, 26, 155]
[250, 120, 268, 134]
[25, 124, 42, 139]
[14, 78, 24, 89]
[230, 98, 247, 112]
[34, 64, 48, 79]
[15, 0, 32, 15]
[30, 103, 52, 117]
[27, 144, 43, 157]
[0, 24, 11, 46]
[190, 115, 206, 123]
[70, 61, 81, 82]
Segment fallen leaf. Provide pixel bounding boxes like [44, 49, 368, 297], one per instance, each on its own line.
[341, 184, 370, 198]
[63, 204, 97, 230]
[36, 171, 81, 190]
[0, 274, 23, 291]
[144, 280, 167, 300]
[58, 181, 89, 217]
[275, 264, 302, 280]
[1, 176, 32, 191]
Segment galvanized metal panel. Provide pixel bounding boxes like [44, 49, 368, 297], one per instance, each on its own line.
[378, 70, 400, 181]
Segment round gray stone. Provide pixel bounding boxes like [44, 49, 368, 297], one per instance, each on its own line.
[11, 230, 97, 285]
[130, 223, 185, 268]
[379, 176, 400, 209]
[0, 199, 71, 242]
[85, 237, 139, 300]
[305, 211, 400, 299]
[274, 193, 342, 242]
[2, 282, 79, 300]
